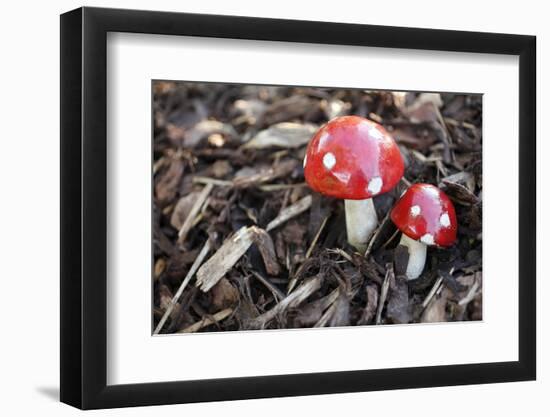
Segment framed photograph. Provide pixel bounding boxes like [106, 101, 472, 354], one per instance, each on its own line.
[60, 6, 536, 409]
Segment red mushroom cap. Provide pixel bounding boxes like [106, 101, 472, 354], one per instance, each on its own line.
[303, 116, 404, 200]
[390, 183, 457, 247]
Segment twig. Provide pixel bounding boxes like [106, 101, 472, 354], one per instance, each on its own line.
[376, 265, 393, 325]
[279, 188, 292, 211]
[422, 276, 444, 309]
[191, 212, 204, 228]
[458, 280, 480, 306]
[193, 176, 233, 187]
[233, 160, 297, 188]
[258, 183, 306, 192]
[306, 215, 329, 259]
[363, 211, 390, 258]
[192, 176, 306, 192]
[177, 183, 213, 245]
[153, 157, 166, 174]
[327, 248, 353, 263]
[195, 226, 257, 292]
[248, 276, 322, 329]
[313, 288, 342, 327]
[250, 270, 286, 301]
[154, 239, 212, 334]
[435, 105, 454, 163]
[178, 308, 233, 333]
[266, 195, 312, 231]
[381, 228, 400, 250]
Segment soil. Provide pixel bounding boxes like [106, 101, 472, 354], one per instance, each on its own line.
[152, 81, 482, 334]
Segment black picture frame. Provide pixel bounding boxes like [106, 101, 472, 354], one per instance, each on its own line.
[60, 6, 536, 410]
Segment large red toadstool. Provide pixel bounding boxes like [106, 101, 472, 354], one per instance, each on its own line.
[390, 183, 457, 280]
[304, 116, 404, 253]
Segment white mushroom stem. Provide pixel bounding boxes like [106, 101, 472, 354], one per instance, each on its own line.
[344, 198, 378, 254]
[398, 233, 427, 280]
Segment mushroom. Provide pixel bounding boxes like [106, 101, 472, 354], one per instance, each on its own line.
[390, 183, 457, 280]
[304, 116, 404, 253]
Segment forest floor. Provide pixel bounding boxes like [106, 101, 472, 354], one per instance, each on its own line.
[152, 82, 482, 334]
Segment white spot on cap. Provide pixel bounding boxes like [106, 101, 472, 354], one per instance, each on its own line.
[303, 153, 307, 168]
[318, 132, 330, 148]
[367, 177, 383, 194]
[323, 152, 336, 170]
[410, 205, 421, 216]
[440, 213, 451, 227]
[333, 171, 351, 184]
[368, 125, 384, 140]
[425, 186, 440, 198]
[420, 233, 434, 245]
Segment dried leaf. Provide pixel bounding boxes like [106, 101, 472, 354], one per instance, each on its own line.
[440, 171, 476, 193]
[232, 99, 267, 123]
[251, 229, 281, 276]
[155, 158, 184, 205]
[211, 278, 240, 310]
[208, 160, 233, 178]
[170, 191, 202, 230]
[244, 122, 317, 149]
[153, 226, 174, 256]
[165, 123, 186, 144]
[233, 159, 298, 188]
[394, 244, 410, 277]
[391, 127, 437, 150]
[322, 99, 350, 119]
[184, 120, 238, 148]
[293, 289, 339, 327]
[176, 183, 213, 245]
[165, 249, 199, 280]
[386, 275, 411, 324]
[440, 177, 479, 205]
[327, 293, 350, 327]
[264, 96, 314, 124]
[281, 220, 307, 245]
[421, 292, 448, 323]
[159, 285, 174, 311]
[154, 258, 166, 280]
[358, 284, 379, 325]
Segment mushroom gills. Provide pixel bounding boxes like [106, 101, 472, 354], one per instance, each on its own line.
[398, 233, 427, 280]
[344, 198, 378, 254]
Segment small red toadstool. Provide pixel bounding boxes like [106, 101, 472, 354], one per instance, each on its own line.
[390, 183, 457, 280]
[304, 116, 404, 253]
